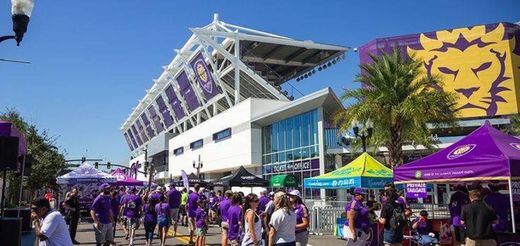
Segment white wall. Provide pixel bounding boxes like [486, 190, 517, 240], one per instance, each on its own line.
[128, 154, 146, 181]
[168, 98, 289, 178]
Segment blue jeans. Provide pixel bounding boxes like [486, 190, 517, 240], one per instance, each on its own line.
[383, 228, 403, 244]
[144, 222, 156, 241]
[417, 234, 439, 245]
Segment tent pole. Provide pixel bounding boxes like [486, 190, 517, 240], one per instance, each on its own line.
[508, 177, 516, 233]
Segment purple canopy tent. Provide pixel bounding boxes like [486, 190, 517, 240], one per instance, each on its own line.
[110, 168, 144, 186]
[394, 122, 520, 233]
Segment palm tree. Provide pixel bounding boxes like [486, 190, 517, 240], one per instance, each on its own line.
[509, 114, 520, 135]
[334, 48, 458, 168]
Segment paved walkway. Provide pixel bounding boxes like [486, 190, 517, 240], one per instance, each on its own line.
[70, 222, 344, 246]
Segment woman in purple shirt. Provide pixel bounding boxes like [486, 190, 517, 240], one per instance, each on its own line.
[228, 193, 244, 246]
[155, 195, 171, 246]
[143, 198, 157, 246]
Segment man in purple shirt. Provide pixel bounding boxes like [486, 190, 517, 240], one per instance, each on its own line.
[219, 190, 233, 246]
[90, 183, 114, 246]
[120, 187, 142, 245]
[484, 183, 511, 232]
[187, 184, 201, 245]
[227, 193, 243, 246]
[257, 189, 270, 214]
[167, 183, 182, 236]
[449, 184, 469, 246]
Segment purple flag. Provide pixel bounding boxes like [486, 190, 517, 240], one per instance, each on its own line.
[155, 95, 174, 127]
[0, 120, 27, 156]
[181, 170, 189, 190]
[131, 125, 143, 146]
[164, 85, 186, 120]
[127, 129, 139, 149]
[140, 113, 155, 138]
[124, 132, 134, 151]
[190, 53, 220, 100]
[135, 119, 149, 142]
[176, 71, 200, 112]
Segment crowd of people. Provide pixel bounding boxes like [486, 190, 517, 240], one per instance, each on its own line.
[28, 180, 512, 246]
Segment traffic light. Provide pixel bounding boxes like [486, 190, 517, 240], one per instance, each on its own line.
[94, 162, 99, 169]
[107, 162, 111, 169]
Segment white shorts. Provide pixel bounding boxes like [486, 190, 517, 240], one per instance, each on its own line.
[342, 227, 371, 246]
[170, 208, 179, 222]
[93, 222, 114, 244]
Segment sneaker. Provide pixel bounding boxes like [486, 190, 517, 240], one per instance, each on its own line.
[72, 240, 81, 244]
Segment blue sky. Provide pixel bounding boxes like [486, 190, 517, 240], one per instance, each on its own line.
[0, 1, 518, 164]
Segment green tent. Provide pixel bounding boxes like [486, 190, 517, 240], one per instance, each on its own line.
[270, 174, 298, 188]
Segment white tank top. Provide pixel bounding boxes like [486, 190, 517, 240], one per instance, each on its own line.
[242, 209, 262, 246]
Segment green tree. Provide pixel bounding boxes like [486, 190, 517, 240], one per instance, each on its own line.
[0, 109, 66, 203]
[334, 48, 458, 168]
[509, 114, 520, 135]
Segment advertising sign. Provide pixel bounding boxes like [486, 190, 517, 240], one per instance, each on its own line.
[147, 105, 164, 133]
[131, 125, 143, 145]
[123, 132, 134, 151]
[155, 95, 174, 127]
[163, 86, 186, 121]
[359, 22, 520, 118]
[190, 53, 220, 100]
[406, 183, 427, 198]
[176, 71, 200, 112]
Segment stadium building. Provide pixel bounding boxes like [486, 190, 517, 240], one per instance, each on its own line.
[122, 14, 348, 199]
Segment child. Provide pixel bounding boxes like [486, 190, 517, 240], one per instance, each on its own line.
[195, 198, 208, 246]
[155, 195, 171, 246]
[143, 197, 157, 246]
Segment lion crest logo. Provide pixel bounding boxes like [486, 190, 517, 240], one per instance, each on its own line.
[447, 144, 476, 159]
[415, 170, 422, 179]
[408, 23, 520, 118]
[194, 59, 213, 94]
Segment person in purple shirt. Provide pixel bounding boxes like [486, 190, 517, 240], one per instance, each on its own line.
[143, 197, 157, 246]
[257, 189, 270, 214]
[449, 184, 469, 246]
[187, 184, 201, 244]
[288, 190, 309, 246]
[220, 190, 233, 246]
[196, 199, 208, 246]
[208, 191, 218, 224]
[167, 183, 182, 236]
[120, 187, 142, 245]
[156, 195, 171, 246]
[344, 188, 370, 245]
[484, 183, 511, 232]
[90, 183, 114, 246]
[110, 190, 120, 240]
[227, 193, 243, 246]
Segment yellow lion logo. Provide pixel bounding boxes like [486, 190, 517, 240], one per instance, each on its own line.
[409, 23, 520, 118]
[196, 63, 208, 82]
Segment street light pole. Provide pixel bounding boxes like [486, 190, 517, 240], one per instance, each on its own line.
[1, 0, 34, 46]
[352, 120, 374, 153]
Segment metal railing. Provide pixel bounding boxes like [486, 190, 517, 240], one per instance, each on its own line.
[305, 200, 451, 235]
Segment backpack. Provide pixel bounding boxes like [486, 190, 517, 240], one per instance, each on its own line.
[389, 204, 405, 230]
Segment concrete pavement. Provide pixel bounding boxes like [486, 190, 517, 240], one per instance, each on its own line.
[71, 221, 344, 246]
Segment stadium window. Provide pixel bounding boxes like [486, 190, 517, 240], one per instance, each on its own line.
[173, 147, 184, 156]
[213, 128, 232, 141]
[190, 139, 204, 150]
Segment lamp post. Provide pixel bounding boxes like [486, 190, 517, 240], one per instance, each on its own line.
[193, 155, 203, 179]
[352, 119, 374, 153]
[0, 0, 34, 46]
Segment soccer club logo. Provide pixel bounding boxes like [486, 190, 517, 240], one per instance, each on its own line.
[447, 144, 476, 160]
[195, 60, 213, 94]
[415, 170, 423, 180]
[510, 143, 520, 151]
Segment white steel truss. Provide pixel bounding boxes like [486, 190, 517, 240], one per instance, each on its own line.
[121, 13, 348, 152]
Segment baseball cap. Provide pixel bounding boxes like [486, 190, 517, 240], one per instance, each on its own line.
[288, 190, 301, 197]
[99, 183, 111, 190]
[354, 187, 366, 195]
[269, 191, 275, 197]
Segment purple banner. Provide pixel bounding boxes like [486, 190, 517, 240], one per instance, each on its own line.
[140, 113, 155, 138]
[176, 71, 200, 111]
[123, 132, 134, 151]
[512, 181, 520, 202]
[155, 95, 174, 127]
[127, 129, 139, 148]
[406, 183, 427, 198]
[190, 53, 220, 100]
[131, 124, 143, 146]
[135, 119, 149, 142]
[147, 105, 164, 133]
[164, 85, 186, 120]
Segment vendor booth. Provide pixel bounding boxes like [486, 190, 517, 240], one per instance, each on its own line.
[176, 173, 210, 188]
[304, 152, 392, 189]
[110, 168, 144, 186]
[270, 174, 298, 188]
[394, 122, 520, 243]
[56, 163, 116, 210]
[214, 166, 268, 187]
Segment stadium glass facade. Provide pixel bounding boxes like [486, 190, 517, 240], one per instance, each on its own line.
[261, 109, 321, 198]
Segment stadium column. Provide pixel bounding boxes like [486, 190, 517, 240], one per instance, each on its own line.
[234, 36, 240, 105]
[317, 107, 326, 200]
